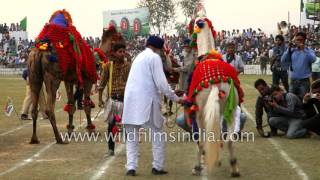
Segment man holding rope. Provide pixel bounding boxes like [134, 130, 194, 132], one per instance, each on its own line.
[122, 36, 183, 176]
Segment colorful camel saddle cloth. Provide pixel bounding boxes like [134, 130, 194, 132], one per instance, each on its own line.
[188, 59, 244, 103]
[35, 10, 98, 84]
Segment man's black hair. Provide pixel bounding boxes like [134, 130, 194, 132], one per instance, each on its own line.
[226, 42, 236, 48]
[254, 79, 267, 88]
[312, 79, 320, 89]
[269, 85, 283, 93]
[275, 35, 284, 42]
[295, 32, 307, 40]
[112, 43, 126, 52]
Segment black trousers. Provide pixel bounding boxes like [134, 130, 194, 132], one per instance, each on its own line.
[302, 114, 320, 135]
[107, 118, 116, 151]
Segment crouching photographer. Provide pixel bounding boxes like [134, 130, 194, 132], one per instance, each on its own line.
[301, 80, 320, 135]
[254, 79, 278, 137]
[268, 86, 308, 139]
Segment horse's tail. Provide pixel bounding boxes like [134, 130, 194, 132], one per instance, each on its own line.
[28, 49, 44, 85]
[204, 85, 221, 171]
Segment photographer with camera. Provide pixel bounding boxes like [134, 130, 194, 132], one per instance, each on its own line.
[301, 80, 320, 135]
[270, 35, 289, 92]
[281, 32, 316, 99]
[254, 79, 278, 137]
[268, 86, 308, 139]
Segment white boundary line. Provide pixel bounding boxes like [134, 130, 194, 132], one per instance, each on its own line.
[242, 106, 309, 180]
[0, 108, 62, 137]
[0, 77, 22, 80]
[0, 124, 29, 136]
[90, 144, 125, 180]
[0, 90, 97, 137]
[0, 109, 104, 177]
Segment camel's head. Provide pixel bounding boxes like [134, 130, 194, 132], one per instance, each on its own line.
[49, 9, 73, 27]
[100, 25, 125, 54]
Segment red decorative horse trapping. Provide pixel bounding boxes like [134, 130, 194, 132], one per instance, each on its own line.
[188, 59, 244, 103]
[35, 9, 98, 85]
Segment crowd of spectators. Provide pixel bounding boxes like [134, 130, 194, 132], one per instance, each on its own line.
[1, 21, 319, 70]
[0, 22, 25, 34]
[253, 25, 320, 139]
[0, 25, 33, 67]
[215, 22, 320, 66]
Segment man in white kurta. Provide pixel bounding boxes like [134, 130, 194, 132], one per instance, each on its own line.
[122, 36, 182, 176]
[222, 42, 245, 133]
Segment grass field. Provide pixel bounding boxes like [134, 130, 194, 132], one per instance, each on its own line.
[0, 75, 319, 180]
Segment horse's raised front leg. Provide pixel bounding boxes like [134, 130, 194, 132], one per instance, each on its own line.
[64, 82, 76, 134]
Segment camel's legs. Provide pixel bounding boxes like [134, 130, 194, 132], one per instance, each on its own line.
[30, 81, 42, 144]
[44, 73, 64, 144]
[83, 80, 94, 131]
[64, 82, 76, 134]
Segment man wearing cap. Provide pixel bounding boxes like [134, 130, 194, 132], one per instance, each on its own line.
[122, 35, 183, 176]
[172, 39, 195, 92]
[302, 80, 320, 135]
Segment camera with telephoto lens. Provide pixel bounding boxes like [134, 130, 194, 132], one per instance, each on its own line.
[288, 41, 296, 48]
[311, 93, 318, 99]
[263, 95, 274, 103]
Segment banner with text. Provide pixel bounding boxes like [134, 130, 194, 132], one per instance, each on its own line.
[103, 7, 150, 39]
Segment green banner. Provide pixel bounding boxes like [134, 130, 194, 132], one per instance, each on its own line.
[20, 16, 27, 31]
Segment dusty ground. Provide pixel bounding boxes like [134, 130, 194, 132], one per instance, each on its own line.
[0, 75, 319, 180]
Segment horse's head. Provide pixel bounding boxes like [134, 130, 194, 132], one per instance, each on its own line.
[100, 25, 125, 54]
[191, 17, 216, 56]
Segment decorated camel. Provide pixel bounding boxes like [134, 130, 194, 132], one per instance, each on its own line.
[28, 10, 98, 144]
[186, 9, 244, 177]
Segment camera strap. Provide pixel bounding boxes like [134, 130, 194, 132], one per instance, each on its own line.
[288, 48, 293, 71]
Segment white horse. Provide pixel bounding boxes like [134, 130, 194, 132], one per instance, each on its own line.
[188, 16, 243, 177]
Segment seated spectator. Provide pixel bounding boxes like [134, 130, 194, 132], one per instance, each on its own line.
[268, 86, 307, 139]
[254, 79, 278, 137]
[301, 80, 320, 135]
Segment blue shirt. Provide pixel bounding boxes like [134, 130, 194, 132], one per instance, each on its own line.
[281, 47, 316, 80]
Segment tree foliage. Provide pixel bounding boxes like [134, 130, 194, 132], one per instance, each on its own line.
[178, 0, 202, 19]
[138, 0, 176, 35]
[174, 21, 188, 36]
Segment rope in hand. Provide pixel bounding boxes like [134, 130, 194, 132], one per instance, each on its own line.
[165, 102, 182, 128]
